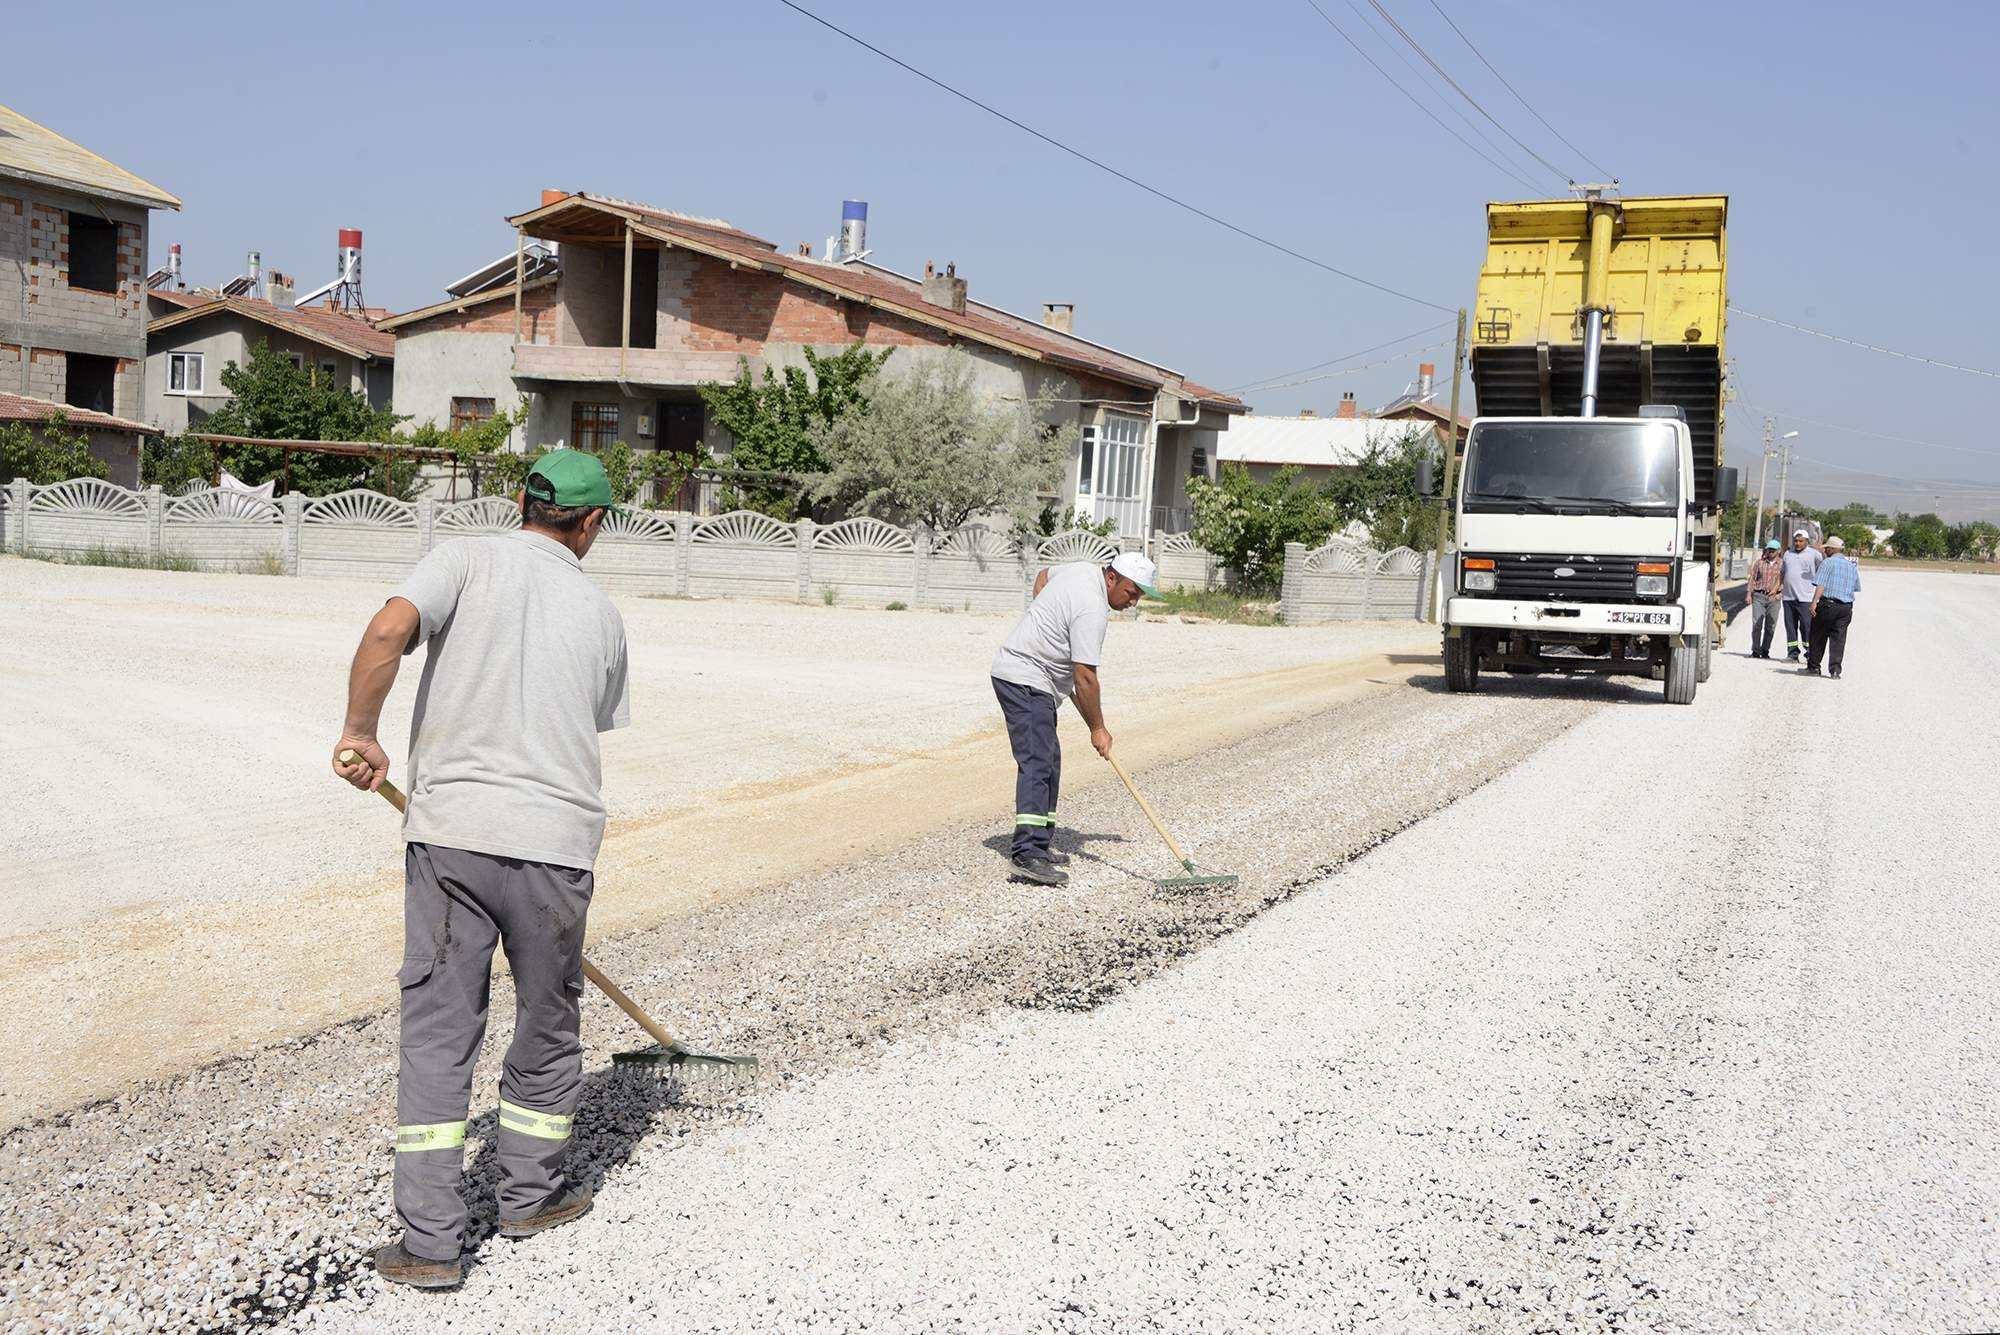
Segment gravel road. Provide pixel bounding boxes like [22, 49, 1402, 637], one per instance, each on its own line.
[9, 569, 1990, 1331]
[318, 569, 1998, 1334]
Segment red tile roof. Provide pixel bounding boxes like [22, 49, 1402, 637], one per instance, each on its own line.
[514, 193, 1244, 412]
[145, 287, 215, 310]
[0, 391, 156, 434]
[148, 295, 396, 360]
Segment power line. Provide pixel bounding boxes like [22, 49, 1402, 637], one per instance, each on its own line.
[1299, 0, 1543, 193]
[1336, 0, 1547, 189]
[1362, 0, 1573, 185]
[1731, 305, 2000, 380]
[1735, 398, 2000, 461]
[1225, 320, 1453, 392]
[1233, 337, 1456, 393]
[775, 0, 1453, 313]
[1426, 0, 1613, 181]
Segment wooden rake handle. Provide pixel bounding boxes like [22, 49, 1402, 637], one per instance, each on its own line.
[1105, 753, 1193, 869]
[335, 749, 686, 1052]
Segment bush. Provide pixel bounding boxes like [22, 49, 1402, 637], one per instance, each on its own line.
[1185, 464, 1339, 594]
[0, 413, 106, 485]
[810, 351, 1073, 533]
[699, 344, 888, 516]
[885, 600, 908, 611]
[200, 342, 407, 496]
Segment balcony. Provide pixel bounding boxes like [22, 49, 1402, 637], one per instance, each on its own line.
[512, 343, 757, 387]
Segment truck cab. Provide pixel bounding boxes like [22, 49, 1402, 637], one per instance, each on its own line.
[1436, 407, 1733, 703]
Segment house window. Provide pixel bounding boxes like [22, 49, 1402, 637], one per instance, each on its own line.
[167, 352, 204, 395]
[318, 359, 338, 382]
[1189, 445, 1208, 478]
[284, 352, 305, 371]
[451, 397, 496, 432]
[1077, 426, 1096, 496]
[66, 213, 119, 293]
[1083, 412, 1147, 538]
[571, 402, 620, 451]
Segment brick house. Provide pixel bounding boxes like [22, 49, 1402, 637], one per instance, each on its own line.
[382, 191, 1243, 537]
[142, 287, 395, 433]
[0, 102, 179, 485]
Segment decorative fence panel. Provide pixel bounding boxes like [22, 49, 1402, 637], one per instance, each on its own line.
[810, 518, 918, 606]
[23, 479, 150, 557]
[1281, 539, 1437, 624]
[586, 508, 681, 598]
[687, 511, 798, 601]
[433, 496, 522, 540]
[300, 491, 422, 581]
[928, 525, 1026, 613]
[161, 488, 286, 569]
[1156, 532, 1223, 593]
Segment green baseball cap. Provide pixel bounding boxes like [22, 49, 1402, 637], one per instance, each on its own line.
[525, 449, 616, 510]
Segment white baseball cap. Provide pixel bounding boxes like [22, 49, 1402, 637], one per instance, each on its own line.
[1110, 551, 1160, 598]
[1825, 535, 1845, 549]
[1792, 529, 1809, 539]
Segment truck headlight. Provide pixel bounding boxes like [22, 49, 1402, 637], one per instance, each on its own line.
[1464, 571, 1496, 592]
[1635, 574, 1669, 597]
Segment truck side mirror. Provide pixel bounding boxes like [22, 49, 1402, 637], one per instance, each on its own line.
[1714, 466, 1740, 509]
[1415, 456, 1436, 498]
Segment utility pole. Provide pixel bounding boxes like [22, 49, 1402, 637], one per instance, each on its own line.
[1772, 427, 1799, 532]
[1427, 308, 1468, 622]
[1750, 417, 1774, 551]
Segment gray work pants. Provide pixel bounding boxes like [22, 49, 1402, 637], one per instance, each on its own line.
[395, 842, 592, 1260]
[994, 677, 1061, 858]
[1750, 591, 1781, 656]
[1782, 597, 1814, 657]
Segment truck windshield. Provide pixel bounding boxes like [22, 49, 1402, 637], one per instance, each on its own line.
[1464, 421, 1679, 511]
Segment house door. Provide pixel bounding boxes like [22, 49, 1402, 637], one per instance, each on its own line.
[659, 402, 705, 511]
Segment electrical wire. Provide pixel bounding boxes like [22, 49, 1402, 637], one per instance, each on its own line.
[1731, 305, 2000, 381]
[1232, 337, 1455, 393]
[1300, 0, 1543, 193]
[1225, 320, 1453, 392]
[1336, 0, 1545, 189]
[1362, 0, 1572, 185]
[1735, 398, 2000, 461]
[1426, 0, 1613, 181]
[775, 0, 1453, 313]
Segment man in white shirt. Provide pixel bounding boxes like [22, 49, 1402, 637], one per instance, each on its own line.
[990, 552, 1157, 885]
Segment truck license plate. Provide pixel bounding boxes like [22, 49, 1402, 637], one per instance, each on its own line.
[1606, 610, 1672, 625]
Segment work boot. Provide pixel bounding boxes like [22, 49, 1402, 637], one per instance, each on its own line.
[372, 1240, 463, 1290]
[1009, 854, 1068, 886]
[499, 1184, 594, 1239]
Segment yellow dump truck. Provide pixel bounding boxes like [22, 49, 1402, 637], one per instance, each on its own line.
[1430, 192, 1739, 703]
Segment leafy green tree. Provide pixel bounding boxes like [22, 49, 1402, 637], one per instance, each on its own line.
[1889, 512, 1950, 559]
[1831, 521, 1876, 555]
[1321, 424, 1441, 551]
[201, 342, 405, 495]
[1186, 463, 1340, 594]
[1956, 519, 2000, 561]
[0, 412, 106, 484]
[700, 344, 890, 515]
[139, 433, 217, 492]
[808, 350, 1072, 533]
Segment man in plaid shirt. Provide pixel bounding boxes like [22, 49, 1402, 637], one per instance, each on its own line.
[1804, 535, 1861, 678]
[1746, 538, 1785, 658]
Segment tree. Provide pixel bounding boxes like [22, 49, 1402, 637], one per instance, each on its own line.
[139, 433, 217, 493]
[808, 350, 1073, 533]
[700, 343, 890, 516]
[1831, 521, 1876, 555]
[1320, 424, 1441, 551]
[1888, 512, 1950, 559]
[201, 342, 405, 495]
[1957, 519, 2000, 561]
[1186, 463, 1340, 593]
[0, 412, 106, 485]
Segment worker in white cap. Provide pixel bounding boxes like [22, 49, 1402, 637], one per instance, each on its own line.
[1778, 529, 1823, 661]
[989, 551, 1159, 885]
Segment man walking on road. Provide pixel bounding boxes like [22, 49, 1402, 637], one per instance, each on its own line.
[1747, 538, 1785, 658]
[1779, 529, 1822, 661]
[1805, 534, 1861, 678]
[331, 450, 630, 1290]
[991, 552, 1158, 886]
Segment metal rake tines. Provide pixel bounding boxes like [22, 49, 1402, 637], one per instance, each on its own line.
[611, 1044, 760, 1078]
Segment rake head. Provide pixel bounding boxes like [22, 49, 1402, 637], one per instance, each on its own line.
[611, 1043, 759, 1079]
[1155, 860, 1239, 891]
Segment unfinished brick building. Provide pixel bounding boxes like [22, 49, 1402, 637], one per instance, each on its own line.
[384, 191, 1242, 537]
[0, 103, 178, 486]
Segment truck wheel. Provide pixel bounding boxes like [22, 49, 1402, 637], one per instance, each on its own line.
[1444, 634, 1480, 693]
[1696, 631, 1713, 683]
[1664, 640, 1699, 705]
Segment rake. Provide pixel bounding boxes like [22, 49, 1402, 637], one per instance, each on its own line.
[337, 750, 757, 1080]
[1105, 754, 1239, 890]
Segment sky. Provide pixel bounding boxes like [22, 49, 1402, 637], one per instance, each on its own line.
[11, 0, 1999, 518]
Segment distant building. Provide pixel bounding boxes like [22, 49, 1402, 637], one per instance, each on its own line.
[0, 391, 156, 486]
[382, 191, 1243, 536]
[1374, 361, 1468, 447]
[1215, 413, 1432, 485]
[0, 101, 179, 484]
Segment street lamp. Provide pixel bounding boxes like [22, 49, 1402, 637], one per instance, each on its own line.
[1753, 423, 1800, 551]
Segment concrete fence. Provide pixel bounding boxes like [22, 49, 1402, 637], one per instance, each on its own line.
[3, 477, 1429, 622]
[1280, 538, 1437, 624]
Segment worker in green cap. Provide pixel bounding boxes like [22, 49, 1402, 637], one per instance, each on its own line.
[331, 449, 630, 1289]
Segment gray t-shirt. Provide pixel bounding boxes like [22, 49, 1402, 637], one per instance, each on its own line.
[1781, 546, 1823, 600]
[393, 530, 630, 870]
[990, 561, 1109, 699]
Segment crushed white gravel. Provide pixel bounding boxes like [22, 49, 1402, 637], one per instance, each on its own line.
[322, 570, 2000, 1334]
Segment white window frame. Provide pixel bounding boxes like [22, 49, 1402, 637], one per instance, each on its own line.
[318, 358, 338, 382]
[284, 352, 305, 371]
[1085, 412, 1148, 538]
[166, 352, 204, 396]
